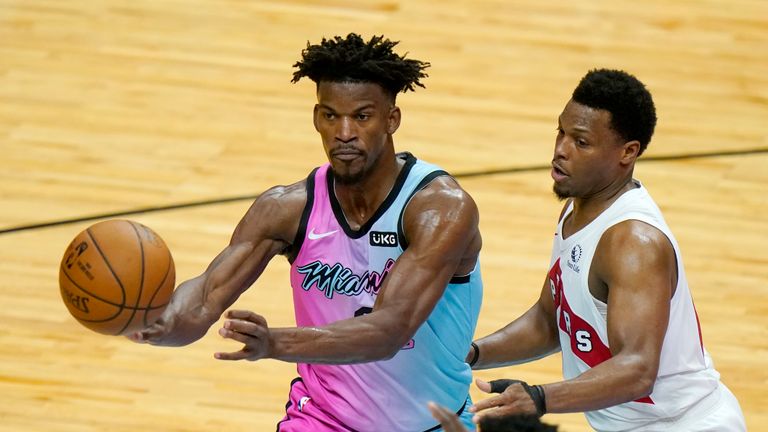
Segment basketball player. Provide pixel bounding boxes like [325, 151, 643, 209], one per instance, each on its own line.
[466, 69, 746, 431]
[129, 33, 482, 431]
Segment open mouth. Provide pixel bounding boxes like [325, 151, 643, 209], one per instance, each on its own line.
[551, 163, 568, 181]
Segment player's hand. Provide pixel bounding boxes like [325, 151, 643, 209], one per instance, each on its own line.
[126, 310, 188, 346]
[126, 300, 210, 347]
[126, 316, 172, 344]
[469, 378, 538, 423]
[214, 310, 271, 361]
[428, 402, 470, 432]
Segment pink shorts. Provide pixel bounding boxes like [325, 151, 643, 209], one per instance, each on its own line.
[276, 378, 354, 432]
[276, 377, 475, 432]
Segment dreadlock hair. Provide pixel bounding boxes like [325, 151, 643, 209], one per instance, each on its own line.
[572, 69, 657, 156]
[291, 33, 430, 101]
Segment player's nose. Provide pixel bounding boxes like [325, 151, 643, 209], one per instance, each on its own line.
[335, 117, 356, 143]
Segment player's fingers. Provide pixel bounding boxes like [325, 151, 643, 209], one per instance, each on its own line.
[131, 323, 167, 344]
[427, 402, 466, 432]
[489, 379, 523, 394]
[226, 309, 267, 326]
[218, 326, 257, 344]
[473, 403, 522, 424]
[468, 394, 505, 413]
[214, 349, 251, 361]
[475, 378, 492, 393]
[223, 318, 267, 338]
[126, 331, 145, 343]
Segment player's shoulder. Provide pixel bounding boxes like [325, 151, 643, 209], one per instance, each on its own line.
[258, 177, 309, 203]
[404, 175, 479, 234]
[235, 177, 309, 240]
[410, 174, 477, 212]
[597, 218, 674, 268]
[602, 218, 668, 246]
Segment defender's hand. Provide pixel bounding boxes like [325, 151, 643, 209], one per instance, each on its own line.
[215, 310, 271, 361]
[470, 378, 539, 423]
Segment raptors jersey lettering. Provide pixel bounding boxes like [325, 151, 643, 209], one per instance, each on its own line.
[285, 152, 483, 431]
[548, 181, 722, 431]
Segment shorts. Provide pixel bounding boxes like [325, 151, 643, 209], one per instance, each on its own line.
[276, 377, 476, 432]
[276, 378, 352, 432]
[630, 382, 746, 432]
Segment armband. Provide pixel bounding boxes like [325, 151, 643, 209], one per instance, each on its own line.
[468, 341, 480, 367]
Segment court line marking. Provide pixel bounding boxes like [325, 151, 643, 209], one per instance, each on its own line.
[2, 147, 766, 235]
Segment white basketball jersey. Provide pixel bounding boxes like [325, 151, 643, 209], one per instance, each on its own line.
[547, 181, 720, 431]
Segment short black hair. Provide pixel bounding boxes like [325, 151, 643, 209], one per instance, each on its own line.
[479, 414, 558, 432]
[572, 69, 657, 155]
[291, 33, 430, 101]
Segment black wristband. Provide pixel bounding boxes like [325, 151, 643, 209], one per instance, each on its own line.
[489, 378, 521, 393]
[468, 342, 480, 367]
[487, 379, 547, 417]
[530, 384, 547, 417]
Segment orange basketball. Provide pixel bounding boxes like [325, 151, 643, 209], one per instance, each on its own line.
[59, 219, 175, 336]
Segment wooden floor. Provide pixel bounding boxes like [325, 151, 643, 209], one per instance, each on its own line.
[1, 0, 767, 430]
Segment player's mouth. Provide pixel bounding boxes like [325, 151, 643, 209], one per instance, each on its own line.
[332, 148, 363, 162]
[551, 162, 568, 182]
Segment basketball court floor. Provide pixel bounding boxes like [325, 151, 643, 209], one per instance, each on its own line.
[1, 1, 766, 430]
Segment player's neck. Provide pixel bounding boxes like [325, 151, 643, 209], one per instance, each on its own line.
[334, 153, 403, 229]
[567, 174, 637, 235]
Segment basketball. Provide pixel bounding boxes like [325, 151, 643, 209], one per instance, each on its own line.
[58, 219, 176, 336]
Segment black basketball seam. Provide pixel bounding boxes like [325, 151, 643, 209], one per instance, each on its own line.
[74, 304, 169, 323]
[143, 247, 173, 327]
[116, 222, 146, 335]
[85, 228, 128, 308]
[60, 263, 124, 321]
[61, 264, 168, 310]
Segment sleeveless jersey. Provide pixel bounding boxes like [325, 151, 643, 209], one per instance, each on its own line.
[288, 152, 483, 431]
[547, 181, 721, 431]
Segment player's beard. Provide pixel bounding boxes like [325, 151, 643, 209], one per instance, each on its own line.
[331, 158, 370, 185]
[553, 183, 571, 201]
[334, 168, 366, 185]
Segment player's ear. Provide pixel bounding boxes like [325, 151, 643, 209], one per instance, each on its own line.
[313, 104, 321, 132]
[620, 140, 641, 166]
[387, 106, 401, 135]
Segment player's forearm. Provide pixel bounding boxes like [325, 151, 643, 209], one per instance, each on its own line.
[177, 241, 278, 331]
[542, 354, 656, 413]
[472, 304, 559, 369]
[153, 276, 221, 344]
[269, 318, 406, 364]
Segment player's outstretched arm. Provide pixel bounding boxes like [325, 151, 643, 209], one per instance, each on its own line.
[471, 220, 675, 421]
[215, 176, 481, 363]
[469, 277, 561, 370]
[468, 202, 573, 369]
[129, 182, 306, 347]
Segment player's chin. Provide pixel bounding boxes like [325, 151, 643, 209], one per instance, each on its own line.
[331, 164, 366, 184]
[552, 183, 572, 201]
